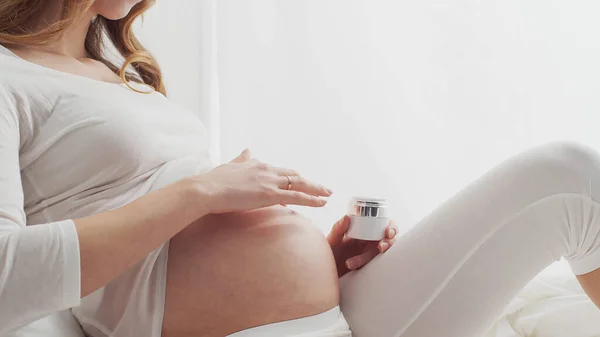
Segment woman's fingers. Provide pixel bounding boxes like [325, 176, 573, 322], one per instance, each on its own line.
[327, 216, 350, 246]
[273, 166, 301, 177]
[386, 220, 398, 239]
[230, 148, 252, 163]
[290, 175, 332, 196]
[387, 227, 396, 239]
[378, 237, 396, 253]
[277, 190, 328, 207]
[345, 248, 379, 270]
[272, 166, 333, 197]
[281, 175, 332, 197]
[378, 220, 398, 252]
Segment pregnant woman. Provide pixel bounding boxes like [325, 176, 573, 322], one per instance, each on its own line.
[2, 1, 600, 337]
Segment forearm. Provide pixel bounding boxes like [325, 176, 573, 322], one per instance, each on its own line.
[75, 180, 207, 297]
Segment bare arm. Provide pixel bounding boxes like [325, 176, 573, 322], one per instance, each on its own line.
[75, 179, 205, 297]
[0, 179, 207, 332]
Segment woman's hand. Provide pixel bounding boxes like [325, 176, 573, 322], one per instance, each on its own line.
[327, 216, 398, 278]
[188, 149, 333, 214]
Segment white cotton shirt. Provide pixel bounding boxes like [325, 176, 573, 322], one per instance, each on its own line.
[0, 44, 212, 336]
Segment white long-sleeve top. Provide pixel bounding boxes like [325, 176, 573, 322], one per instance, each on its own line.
[0, 44, 212, 336]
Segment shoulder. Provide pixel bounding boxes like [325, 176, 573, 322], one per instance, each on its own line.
[0, 53, 52, 104]
[0, 53, 59, 148]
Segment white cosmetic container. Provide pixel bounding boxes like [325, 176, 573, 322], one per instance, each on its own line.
[347, 197, 390, 241]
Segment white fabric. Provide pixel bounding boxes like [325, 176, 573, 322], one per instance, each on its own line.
[339, 142, 600, 337]
[8, 311, 86, 337]
[227, 306, 350, 337]
[0, 44, 212, 337]
[485, 260, 600, 337]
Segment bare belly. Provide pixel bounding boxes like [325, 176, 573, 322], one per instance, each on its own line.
[162, 206, 340, 337]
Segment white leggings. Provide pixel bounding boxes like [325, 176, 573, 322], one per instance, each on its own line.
[340, 142, 600, 337]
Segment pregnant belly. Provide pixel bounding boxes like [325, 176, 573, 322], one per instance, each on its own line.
[162, 206, 340, 337]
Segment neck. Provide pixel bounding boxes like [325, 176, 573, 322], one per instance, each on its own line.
[25, 2, 97, 59]
[46, 11, 96, 59]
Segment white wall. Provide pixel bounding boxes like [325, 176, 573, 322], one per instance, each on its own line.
[217, 0, 600, 233]
[137, 1, 600, 233]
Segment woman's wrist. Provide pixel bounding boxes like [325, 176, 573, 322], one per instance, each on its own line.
[176, 176, 215, 219]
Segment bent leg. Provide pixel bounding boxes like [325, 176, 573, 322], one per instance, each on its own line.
[340, 142, 600, 337]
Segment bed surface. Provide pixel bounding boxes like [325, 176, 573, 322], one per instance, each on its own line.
[484, 260, 600, 337]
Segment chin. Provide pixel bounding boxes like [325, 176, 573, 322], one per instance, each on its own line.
[94, 0, 143, 20]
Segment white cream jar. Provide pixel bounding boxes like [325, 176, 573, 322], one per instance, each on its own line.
[346, 197, 390, 241]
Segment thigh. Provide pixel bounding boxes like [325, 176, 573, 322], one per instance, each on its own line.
[339, 142, 600, 337]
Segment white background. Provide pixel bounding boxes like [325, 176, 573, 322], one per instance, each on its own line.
[141, 1, 600, 234]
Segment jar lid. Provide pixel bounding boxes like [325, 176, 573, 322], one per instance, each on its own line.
[349, 197, 389, 218]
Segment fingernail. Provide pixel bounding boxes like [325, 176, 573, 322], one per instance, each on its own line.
[379, 242, 389, 252]
[327, 188, 333, 195]
[388, 228, 396, 238]
[345, 260, 352, 269]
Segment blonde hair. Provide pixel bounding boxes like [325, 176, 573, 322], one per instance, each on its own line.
[0, 0, 166, 95]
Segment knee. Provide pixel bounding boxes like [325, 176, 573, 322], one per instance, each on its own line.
[527, 141, 600, 180]
[546, 141, 600, 166]
[498, 141, 600, 200]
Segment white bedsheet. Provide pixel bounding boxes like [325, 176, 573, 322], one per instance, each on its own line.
[485, 260, 600, 337]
